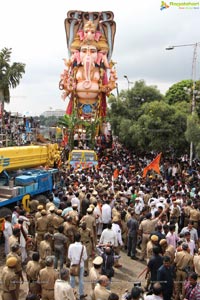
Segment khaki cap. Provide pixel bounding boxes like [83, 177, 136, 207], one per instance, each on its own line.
[89, 204, 95, 210]
[37, 205, 43, 210]
[93, 256, 103, 265]
[87, 207, 93, 213]
[41, 209, 47, 215]
[57, 209, 63, 215]
[150, 235, 159, 242]
[159, 239, 167, 246]
[6, 256, 18, 267]
[49, 206, 55, 212]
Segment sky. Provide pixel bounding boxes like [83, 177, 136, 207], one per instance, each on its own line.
[1, 0, 200, 116]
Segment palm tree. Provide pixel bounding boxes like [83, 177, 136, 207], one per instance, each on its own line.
[58, 112, 82, 150]
[0, 47, 25, 108]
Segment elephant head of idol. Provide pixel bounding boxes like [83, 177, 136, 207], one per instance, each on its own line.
[79, 40, 99, 89]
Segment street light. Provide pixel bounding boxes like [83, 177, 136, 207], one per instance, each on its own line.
[124, 75, 133, 90]
[166, 42, 200, 166]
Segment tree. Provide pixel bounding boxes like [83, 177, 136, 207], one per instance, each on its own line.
[108, 80, 164, 139]
[185, 113, 200, 158]
[0, 48, 25, 104]
[164, 79, 200, 105]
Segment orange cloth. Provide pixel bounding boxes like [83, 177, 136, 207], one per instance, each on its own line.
[143, 153, 162, 178]
[113, 168, 119, 179]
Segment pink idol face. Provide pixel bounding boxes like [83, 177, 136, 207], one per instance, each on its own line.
[84, 29, 96, 41]
[80, 45, 98, 63]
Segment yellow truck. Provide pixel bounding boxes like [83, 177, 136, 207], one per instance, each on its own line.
[67, 149, 98, 170]
[0, 144, 60, 229]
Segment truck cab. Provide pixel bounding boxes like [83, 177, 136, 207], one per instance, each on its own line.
[67, 149, 98, 169]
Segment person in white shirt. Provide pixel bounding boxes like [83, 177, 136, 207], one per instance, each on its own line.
[93, 199, 103, 237]
[102, 199, 112, 230]
[99, 222, 118, 247]
[11, 206, 20, 226]
[112, 217, 123, 268]
[54, 268, 76, 300]
[68, 232, 87, 299]
[3, 214, 13, 255]
[134, 198, 144, 219]
[184, 231, 196, 256]
[180, 220, 198, 245]
[71, 192, 81, 214]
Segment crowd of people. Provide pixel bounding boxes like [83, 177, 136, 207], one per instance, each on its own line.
[1, 142, 200, 300]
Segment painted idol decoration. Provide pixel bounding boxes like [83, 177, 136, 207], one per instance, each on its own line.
[59, 11, 117, 120]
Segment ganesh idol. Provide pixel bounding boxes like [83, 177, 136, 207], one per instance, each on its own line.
[59, 19, 117, 119]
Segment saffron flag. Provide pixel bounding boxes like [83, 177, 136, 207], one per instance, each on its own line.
[143, 153, 162, 178]
[113, 168, 119, 179]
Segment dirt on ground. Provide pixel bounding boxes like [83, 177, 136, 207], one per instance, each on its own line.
[0, 243, 146, 299]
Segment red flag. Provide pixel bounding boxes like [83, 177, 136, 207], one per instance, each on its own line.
[143, 153, 162, 178]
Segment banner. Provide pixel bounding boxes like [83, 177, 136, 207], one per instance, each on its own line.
[143, 153, 162, 178]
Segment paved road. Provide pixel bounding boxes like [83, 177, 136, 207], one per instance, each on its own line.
[0, 245, 146, 299]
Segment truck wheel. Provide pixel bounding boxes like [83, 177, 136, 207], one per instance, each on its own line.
[35, 195, 47, 204]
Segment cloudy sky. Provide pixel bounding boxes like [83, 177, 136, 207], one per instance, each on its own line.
[1, 0, 200, 116]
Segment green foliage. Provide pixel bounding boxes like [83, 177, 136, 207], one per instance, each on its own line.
[0, 48, 25, 103]
[108, 80, 191, 154]
[165, 79, 193, 105]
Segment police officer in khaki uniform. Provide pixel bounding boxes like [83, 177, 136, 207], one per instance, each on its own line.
[26, 252, 41, 296]
[52, 209, 64, 233]
[89, 256, 103, 290]
[7, 243, 23, 300]
[8, 227, 20, 252]
[189, 203, 200, 229]
[1, 257, 18, 300]
[79, 221, 93, 276]
[80, 207, 97, 246]
[183, 200, 192, 227]
[139, 212, 160, 261]
[68, 204, 79, 227]
[146, 235, 159, 263]
[35, 209, 49, 248]
[159, 239, 175, 264]
[174, 243, 194, 300]
[35, 205, 43, 220]
[29, 199, 40, 214]
[39, 233, 52, 268]
[47, 207, 56, 234]
[38, 256, 59, 300]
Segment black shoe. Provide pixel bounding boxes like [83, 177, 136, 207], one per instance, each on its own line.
[127, 253, 131, 256]
[131, 256, 138, 260]
[84, 271, 88, 277]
